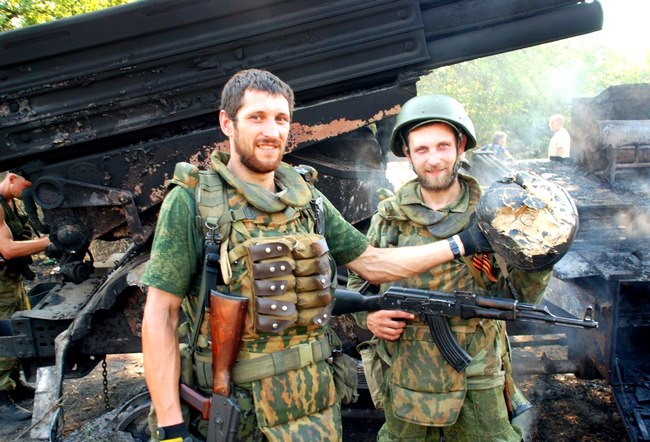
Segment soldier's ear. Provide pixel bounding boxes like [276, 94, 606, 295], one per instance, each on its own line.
[458, 136, 467, 156]
[402, 145, 411, 160]
[219, 110, 234, 137]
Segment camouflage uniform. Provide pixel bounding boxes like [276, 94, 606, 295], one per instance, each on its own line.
[142, 152, 369, 441]
[0, 199, 30, 392]
[348, 174, 551, 441]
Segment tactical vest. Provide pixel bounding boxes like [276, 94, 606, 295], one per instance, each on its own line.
[1, 199, 30, 241]
[371, 176, 508, 427]
[172, 152, 334, 343]
[170, 152, 341, 441]
[0, 198, 33, 280]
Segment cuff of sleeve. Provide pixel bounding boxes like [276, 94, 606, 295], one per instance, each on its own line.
[352, 311, 369, 329]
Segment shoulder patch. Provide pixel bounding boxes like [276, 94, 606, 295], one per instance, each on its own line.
[375, 187, 395, 202]
[168, 162, 199, 191]
[377, 196, 405, 222]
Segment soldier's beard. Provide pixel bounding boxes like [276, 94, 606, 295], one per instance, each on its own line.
[416, 158, 461, 191]
[233, 134, 285, 174]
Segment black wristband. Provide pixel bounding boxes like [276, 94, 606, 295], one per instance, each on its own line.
[156, 423, 188, 440]
[447, 236, 461, 259]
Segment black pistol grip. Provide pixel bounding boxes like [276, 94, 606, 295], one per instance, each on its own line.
[427, 315, 472, 373]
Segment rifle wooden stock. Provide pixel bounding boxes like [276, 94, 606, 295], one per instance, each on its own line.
[209, 290, 248, 397]
[207, 290, 247, 442]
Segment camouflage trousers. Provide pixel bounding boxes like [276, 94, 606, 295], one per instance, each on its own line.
[0, 274, 26, 392]
[378, 385, 523, 442]
[149, 385, 340, 442]
[148, 386, 266, 442]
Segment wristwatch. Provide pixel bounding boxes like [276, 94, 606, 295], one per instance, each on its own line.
[447, 236, 462, 259]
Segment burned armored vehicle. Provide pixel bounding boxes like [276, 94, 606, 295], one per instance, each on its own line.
[0, 0, 604, 439]
[471, 83, 650, 442]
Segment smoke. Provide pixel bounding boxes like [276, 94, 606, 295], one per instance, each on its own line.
[385, 159, 415, 192]
[616, 209, 650, 238]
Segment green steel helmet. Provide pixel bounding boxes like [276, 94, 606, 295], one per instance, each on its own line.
[389, 94, 477, 157]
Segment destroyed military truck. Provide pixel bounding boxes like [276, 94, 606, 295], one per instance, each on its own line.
[469, 83, 650, 442]
[0, 0, 604, 440]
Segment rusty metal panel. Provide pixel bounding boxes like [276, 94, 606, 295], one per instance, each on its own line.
[0, 1, 604, 172]
[0, 0, 427, 168]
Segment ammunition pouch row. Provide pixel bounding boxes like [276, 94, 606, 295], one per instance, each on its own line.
[229, 234, 335, 339]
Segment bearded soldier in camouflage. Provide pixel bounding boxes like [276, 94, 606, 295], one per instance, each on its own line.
[141, 70, 493, 442]
[348, 94, 553, 441]
[0, 171, 51, 422]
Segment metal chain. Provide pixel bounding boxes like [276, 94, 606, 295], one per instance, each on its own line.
[102, 356, 110, 410]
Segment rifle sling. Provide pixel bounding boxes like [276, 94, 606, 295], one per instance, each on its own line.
[189, 241, 222, 352]
[232, 335, 331, 383]
[460, 256, 486, 290]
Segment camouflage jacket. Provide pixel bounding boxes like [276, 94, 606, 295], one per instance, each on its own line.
[144, 151, 369, 441]
[348, 174, 551, 426]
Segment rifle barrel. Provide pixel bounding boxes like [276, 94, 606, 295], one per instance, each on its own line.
[515, 310, 598, 328]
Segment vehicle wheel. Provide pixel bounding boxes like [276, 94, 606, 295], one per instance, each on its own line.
[115, 389, 152, 441]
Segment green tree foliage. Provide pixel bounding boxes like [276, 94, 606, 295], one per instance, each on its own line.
[418, 36, 650, 158]
[1, 0, 132, 31]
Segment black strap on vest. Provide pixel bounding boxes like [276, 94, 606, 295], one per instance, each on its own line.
[189, 223, 223, 352]
[310, 196, 326, 235]
[202, 226, 223, 308]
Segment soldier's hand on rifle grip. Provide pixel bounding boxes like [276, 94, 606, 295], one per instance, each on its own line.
[367, 310, 414, 341]
[155, 423, 198, 442]
[457, 217, 493, 255]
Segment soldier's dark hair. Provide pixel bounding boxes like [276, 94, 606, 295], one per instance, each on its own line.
[220, 69, 295, 120]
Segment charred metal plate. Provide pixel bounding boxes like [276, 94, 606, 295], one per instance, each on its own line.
[477, 171, 578, 270]
[584, 250, 645, 280]
[17, 274, 104, 320]
[0, 0, 603, 171]
[553, 251, 600, 279]
[0, 0, 428, 167]
[637, 382, 650, 403]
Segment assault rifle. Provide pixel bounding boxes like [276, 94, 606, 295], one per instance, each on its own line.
[180, 290, 248, 442]
[332, 287, 598, 373]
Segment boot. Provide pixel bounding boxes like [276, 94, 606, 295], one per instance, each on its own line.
[0, 390, 32, 422]
[9, 371, 35, 401]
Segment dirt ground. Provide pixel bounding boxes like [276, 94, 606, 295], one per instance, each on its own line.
[1, 348, 629, 441]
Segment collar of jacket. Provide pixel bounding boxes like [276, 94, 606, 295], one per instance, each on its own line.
[377, 173, 481, 238]
[210, 151, 312, 213]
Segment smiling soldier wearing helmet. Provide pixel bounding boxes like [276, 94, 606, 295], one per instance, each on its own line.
[348, 94, 557, 441]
